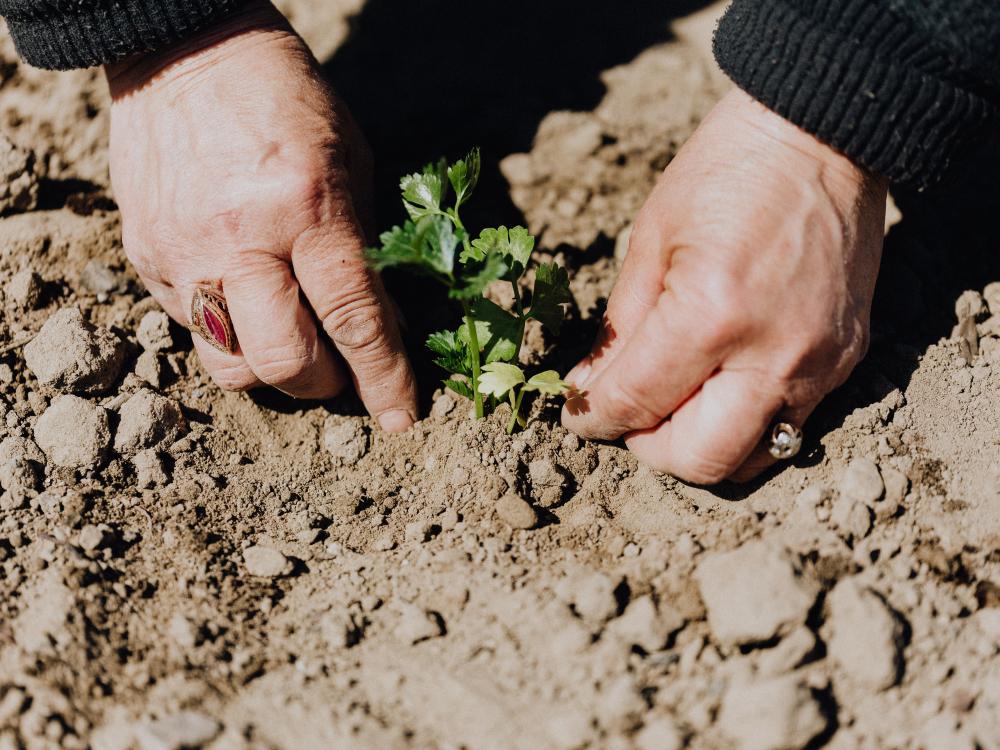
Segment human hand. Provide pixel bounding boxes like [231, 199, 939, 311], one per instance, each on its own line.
[562, 88, 887, 483]
[105, 1, 417, 431]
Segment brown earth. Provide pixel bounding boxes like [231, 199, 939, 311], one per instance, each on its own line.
[1, 2, 999, 749]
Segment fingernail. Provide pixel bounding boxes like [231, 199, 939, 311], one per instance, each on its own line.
[378, 409, 414, 433]
[566, 360, 593, 389]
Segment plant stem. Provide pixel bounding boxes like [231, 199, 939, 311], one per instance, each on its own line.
[462, 300, 484, 419]
[506, 388, 526, 434]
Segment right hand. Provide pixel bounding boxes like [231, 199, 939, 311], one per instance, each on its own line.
[105, 1, 417, 432]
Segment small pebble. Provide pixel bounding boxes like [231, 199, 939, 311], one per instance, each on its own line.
[496, 492, 539, 530]
[242, 545, 293, 578]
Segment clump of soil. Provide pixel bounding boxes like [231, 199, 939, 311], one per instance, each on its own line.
[0, 3, 998, 750]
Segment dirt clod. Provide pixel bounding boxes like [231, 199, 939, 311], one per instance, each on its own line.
[242, 545, 292, 578]
[838, 457, 885, 507]
[34, 394, 110, 469]
[695, 540, 818, 646]
[496, 491, 539, 529]
[24, 307, 126, 394]
[133, 711, 221, 750]
[137, 310, 173, 352]
[5, 268, 43, 309]
[718, 675, 827, 750]
[0, 133, 38, 215]
[826, 577, 904, 690]
[323, 416, 369, 463]
[395, 601, 445, 644]
[113, 389, 186, 455]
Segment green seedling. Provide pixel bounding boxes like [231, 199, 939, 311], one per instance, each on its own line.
[367, 148, 572, 433]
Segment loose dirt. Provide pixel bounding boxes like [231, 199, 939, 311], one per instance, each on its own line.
[1, 2, 998, 749]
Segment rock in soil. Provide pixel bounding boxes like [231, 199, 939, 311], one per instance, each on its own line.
[34, 394, 110, 469]
[825, 577, 904, 690]
[24, 307, 126, 394]
[322, 416, 369, 463]
[133, 712, 221, 750]
[0, 133, 38, 214]
[395, 601, 445, 644]
[132, 449, 169, 488]
[606, 594, 680, 652]
[718, 675, 827, 750]
[634, 715, 683, 750]
[113, 389, 186, 455]
[496, 492, 539, 529]
[137, 310, 173, 352]
[242, 545, 293, 578]
[559, 569, 620, 623]
[695, 539, 818, 646]
[838, 458, 884, 507]
[0, 435, 44, 493]
[5, 268, 43, 309]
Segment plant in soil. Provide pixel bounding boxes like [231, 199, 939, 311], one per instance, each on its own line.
[367, 148, 572, 433]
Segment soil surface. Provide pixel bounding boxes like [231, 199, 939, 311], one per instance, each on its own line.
[1, 3, 999, 749]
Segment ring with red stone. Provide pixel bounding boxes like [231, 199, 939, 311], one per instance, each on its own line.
[190, 286, 237, 354]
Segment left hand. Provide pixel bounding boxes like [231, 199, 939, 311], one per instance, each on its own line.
[562, 88, 887, 483]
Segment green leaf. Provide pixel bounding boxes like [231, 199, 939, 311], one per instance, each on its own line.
[527, 262, 572, 334]
[449, 252, 507, 300]
[448, 148, 480, 209]
[444, 379, 474, 400]
[465, 226, 535, 267]
[400, 159, 447, 221]
[477, 362, 525, 398]
[426, 329, 470, 376]
[365, 216, 458, 279]
[523, 370, 569, 395]
[457, 298, 523, 364]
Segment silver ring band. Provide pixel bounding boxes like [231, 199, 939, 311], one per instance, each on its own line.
[768, 422, 802, 460]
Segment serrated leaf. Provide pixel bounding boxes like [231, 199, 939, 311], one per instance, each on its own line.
[523, 370, 569, 395]
[448, 148, 480, 209]
[477, 362, 525, 398]
[426, 329, 470, 376]
[417, 214, 460, 276]
[457, 298, 523, 364]
[449, 252, 507, 300]
[365, 216, 458, 279]
[465, 225, 535, 267]
[444, 378, 474, 400]
[400, 159, 446, 220]
[527, 262, 572, 334]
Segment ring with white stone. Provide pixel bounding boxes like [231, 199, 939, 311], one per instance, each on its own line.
[768, 422, 802, 460]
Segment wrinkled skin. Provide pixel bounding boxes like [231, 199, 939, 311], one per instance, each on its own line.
[106, 1, 417, 431]
[562, 88, 887, 484]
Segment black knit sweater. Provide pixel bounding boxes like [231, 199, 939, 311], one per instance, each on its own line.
[1, 0, 998, 189]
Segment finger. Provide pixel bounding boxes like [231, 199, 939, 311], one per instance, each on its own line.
[152, 276, 263, 392]
[623, 369, 785, 485]
[565, 217, 667, 389]
[562, 280, 733, 441]
[223, 254, 348, 400]
[293, 218, 418, 432]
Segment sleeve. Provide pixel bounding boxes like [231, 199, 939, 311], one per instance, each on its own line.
[713, 0, 1000, 189]
[0, 0, 249, 71]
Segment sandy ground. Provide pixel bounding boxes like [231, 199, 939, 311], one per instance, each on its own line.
[0, 2, 998, 749]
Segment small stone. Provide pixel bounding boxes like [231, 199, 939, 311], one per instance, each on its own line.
[5, 269, 43, 310]
[826, 577, 903, 690]
[134, 712, 220, 750]
[758, 627, 817, 677]
[322, 417, 369, 463]
[496, 492, 539, 529]
[24, 307, 126, 394]
[296, 528, 321, 545]
[34, 395, 110, 470]
[77, 524, 109, 551]
[134, 350, 165, 388]
[718, 675, 827, 750]
[132, 449, 169, 488]
[80, 261, 124, 296]
[634, 716, 683, 750]
[0, 435, 44, 493]
[429, 392, 455, 418]
[560, 569, 619, 622]
[395, 601, 444, 644]
[114, 389, 187, 455]
[242, 545, 293, 578]
[839, 458, 884, 507]
[695, 540, 818, 646]
[137, 311, 173, 352]
[829, 495, 872, 540]
[607, 595, 679, 652]
[405, 520, 435, 543]
[877, 466, 909, 522]
[0, 134, 38, 214]
[528, 457, 568, 507]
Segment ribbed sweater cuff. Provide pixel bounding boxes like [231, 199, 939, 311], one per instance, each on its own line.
[2, 0, 248, 70]
[713, 0, 997, 189]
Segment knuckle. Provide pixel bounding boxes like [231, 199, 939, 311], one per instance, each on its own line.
[209, 364, 259, 392]
[671, 446, 734, 485]
[247, 346, 314, 386]
[323, 290, 388, 356]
